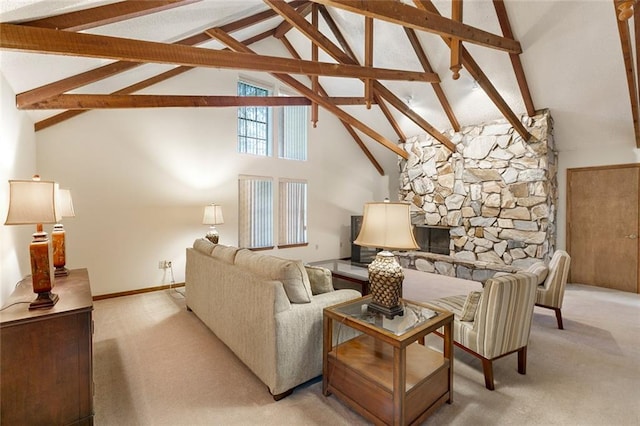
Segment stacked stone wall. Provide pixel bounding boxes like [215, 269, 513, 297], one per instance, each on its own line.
[398, 110, 558, 271]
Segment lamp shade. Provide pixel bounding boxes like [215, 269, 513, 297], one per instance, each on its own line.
[4, 180, 60, 225]
[354, 201, 419, 251]
[57, 189, 76, 218]
[202, 204, 224, 225]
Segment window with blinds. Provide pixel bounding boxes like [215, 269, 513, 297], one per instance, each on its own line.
[237, 81, 271, 156]
[279, 179, 308, 247]
[238, 176, 274, 249]
[278, 105, 308, 161]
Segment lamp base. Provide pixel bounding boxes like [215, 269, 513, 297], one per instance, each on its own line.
[29, 291, 59, 310]
[367, 301, 404, 319]
[54, 266, 70, 277]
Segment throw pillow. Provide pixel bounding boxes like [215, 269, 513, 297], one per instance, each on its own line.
[526, 262, 549, 285]
[459, 291, 482, 322]
[305, 265, 334, 295]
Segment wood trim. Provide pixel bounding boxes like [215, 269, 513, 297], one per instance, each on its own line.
[92, 283, 185, 301]
[19, 0, 200, 32]
[309, 0, 522, 53]
[492, 0, 536, 117]
[613, 0, 640, 148]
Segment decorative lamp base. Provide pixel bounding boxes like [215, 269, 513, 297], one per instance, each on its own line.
[205, 226, 219, 244]
[29, 291, 59, 310]
[55, 266, 70, 277]
[368, 251, 405, 319]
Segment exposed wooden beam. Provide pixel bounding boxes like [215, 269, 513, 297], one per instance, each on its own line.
[311, 3, 319, 127]
[375, 95, 406, 142]
[0, 23, 436, 83]
[267, 0, 454, 149]
[274, 2, 312, 38]
[317, 5, 358, 61]
[25, 95, 378, 109]
[364, 16, 374, 109]
[415, 0, 532, 141]
[279, 35, 384, 175]
[208, 28, 408, 160]
[404, 27, 460, 131]
[34, 30, 275, 131]
[19, 0, 201, 32]
[450, 0, 463, 80]
[309, 0, 522, 54]
[493, 0, 536, 117]
[614, 0, 640, 147]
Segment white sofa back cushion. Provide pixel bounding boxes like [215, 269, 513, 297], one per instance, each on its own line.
[235, 249, 313, 303]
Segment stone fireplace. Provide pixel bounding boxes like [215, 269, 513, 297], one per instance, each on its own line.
[396, 110, 557, 278]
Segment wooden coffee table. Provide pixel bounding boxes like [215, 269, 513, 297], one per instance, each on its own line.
[310, 259, 370, 295]
[323, 296, 453, 425]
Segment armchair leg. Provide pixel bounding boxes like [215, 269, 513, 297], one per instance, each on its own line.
[554, 308, 564, 330]
[517, 346, 527, 375]
[481, 358, 495, 390]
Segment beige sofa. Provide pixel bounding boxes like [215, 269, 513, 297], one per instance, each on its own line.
[185, 239, 361, 399]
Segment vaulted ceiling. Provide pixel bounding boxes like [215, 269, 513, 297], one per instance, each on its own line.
[0, 0, 637, 175]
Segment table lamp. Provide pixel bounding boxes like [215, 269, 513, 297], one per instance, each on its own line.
[52, 189, 75, 277]
[354, 200, 419, 318]
[203, 203, 224, 243]
[4, 176, 61, 309]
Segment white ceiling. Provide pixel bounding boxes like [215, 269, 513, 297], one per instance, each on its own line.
[0, 0, 636, 159]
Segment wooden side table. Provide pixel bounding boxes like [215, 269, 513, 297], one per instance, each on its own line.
[323, 296, 453, 426]
[1, 268, 94, 425]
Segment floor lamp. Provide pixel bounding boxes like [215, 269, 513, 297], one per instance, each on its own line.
[354, 200, 419, 318]
[4, 177, 61, 309]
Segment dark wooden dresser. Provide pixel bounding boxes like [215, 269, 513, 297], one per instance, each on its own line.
[1, 268, 94, 425]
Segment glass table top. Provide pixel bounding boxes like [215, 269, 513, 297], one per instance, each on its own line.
[310, 259, 369, 281]
[332, 298, 439, 336]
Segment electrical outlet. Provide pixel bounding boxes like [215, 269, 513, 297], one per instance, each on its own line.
[158, 260, 171, 269]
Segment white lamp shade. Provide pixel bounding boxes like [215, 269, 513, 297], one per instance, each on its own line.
[57, 189, 76, 218]
[4, 180, 60, 225]
[202, 204, 224, 225]
[354, 201, 419, 251]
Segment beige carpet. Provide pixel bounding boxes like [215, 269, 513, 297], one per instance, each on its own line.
[93, 273, 640, 425]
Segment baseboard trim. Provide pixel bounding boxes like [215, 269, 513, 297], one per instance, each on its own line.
[93, 283, 185, 301]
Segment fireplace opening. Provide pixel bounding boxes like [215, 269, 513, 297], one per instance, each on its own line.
[413, 226, 450, 255]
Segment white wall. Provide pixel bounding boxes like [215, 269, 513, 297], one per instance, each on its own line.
[34, 66, 391, 296]
[0, 72, 38, 307]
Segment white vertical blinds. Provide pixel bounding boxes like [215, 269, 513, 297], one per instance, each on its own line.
[238, 176, 273, 249]
[279, 179, 307, 246]
[279, 106, 308, 160]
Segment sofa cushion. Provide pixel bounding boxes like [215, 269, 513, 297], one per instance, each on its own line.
[211, 245, 240, 264]
[235, 249, 313, 303]
[304, 265, 334, 295]
[460, 291, 482, 322]
[526, 261, 549, 285]
[193, 238, 215, 255]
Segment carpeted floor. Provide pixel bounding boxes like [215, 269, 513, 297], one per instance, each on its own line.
[93, 272, 640, 425]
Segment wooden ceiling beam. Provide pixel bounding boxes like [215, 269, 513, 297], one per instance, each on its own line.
[0, 23, 437, 83]
[614, 0, 640, 147]
[208, 27, 408, 160]
[34, 30, 275, 131]
[18, 0, 201, 32]
[309, 0, 521, 54]
[404, 27, 460, 131]
[415, 0, 532, 141]
[317, 5, 358, 61]
[375, 94, 406, 142]
[492, 0, 536, 117]
[25, 94, 377, 109]
[280, 35, 384, 175]
[274, 2, 312, 38]
[267, 0, 454, 149]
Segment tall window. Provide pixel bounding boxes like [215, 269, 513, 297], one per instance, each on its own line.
[238, 176, 273, 249]
[237, 81, 271, 156]
[278, 105, 308, 160]
[279, 179, 308, 247]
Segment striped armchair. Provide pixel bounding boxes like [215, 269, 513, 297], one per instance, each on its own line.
[428, 272, 538, 390]
[533, 250, 571, 329]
